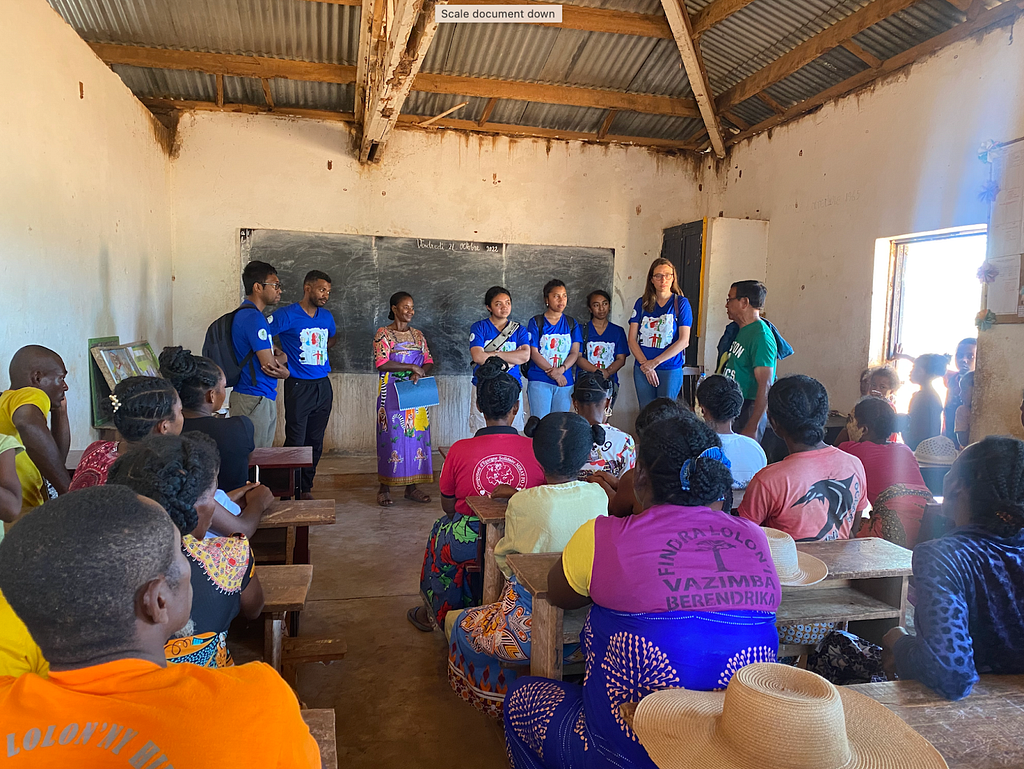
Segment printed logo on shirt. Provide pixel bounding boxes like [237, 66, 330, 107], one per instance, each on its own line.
[5, 721, 174, 764]
[299, 326, 329, 366]
[470, 332, 476, 342]
[728, 340, 745, 360]
[638, 312, 675, 349]
[473, 454, 529, 493]
[790, 475, 860, 541]
[539, 333, 571, 367]
[257, 328, 269, 341]
[266, 315, 274, 324]
[587, 341, 615, 369]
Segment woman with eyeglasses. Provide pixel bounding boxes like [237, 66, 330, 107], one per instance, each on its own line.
[627, 258, 692, 409]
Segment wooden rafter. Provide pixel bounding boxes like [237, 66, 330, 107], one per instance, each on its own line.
[716, 0, 921, 113]
[722, 110, 749, 131]
[660, 0, 726, 157]
[727, 0, 1024, 147]
[691, 0, 758, 35]
[477, 97, 498, 127]
[755, 91, 786, 114]
[354, 0, 379, 126]
[215, 73, 224, 107]
[945, 0, 972, 11]
[261, 78, 275, 108]
[596, 110, 617, 140]
[90, 44, 700, 119]
[842, 40, 882, 69]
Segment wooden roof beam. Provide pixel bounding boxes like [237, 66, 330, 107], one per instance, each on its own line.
[660, 0, 726, 157]
[727, 0, 1024, 147]
[691, 0, 758, 35]
[716, 0, 921, 112]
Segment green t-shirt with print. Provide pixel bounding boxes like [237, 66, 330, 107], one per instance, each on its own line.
[722, 319, 778, 400]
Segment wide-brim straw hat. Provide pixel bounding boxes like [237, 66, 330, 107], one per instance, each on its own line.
[763, 527, 828, 586]
[634, 663, 948, 769]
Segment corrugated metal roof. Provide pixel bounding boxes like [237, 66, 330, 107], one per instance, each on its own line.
[852, 0, 964, 61]
[765, 45, 869, 108]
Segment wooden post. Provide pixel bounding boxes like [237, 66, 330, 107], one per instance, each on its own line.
[265, 613, 285, 670]
[482, 521, 505, 604]
[530, 598, 564, 680]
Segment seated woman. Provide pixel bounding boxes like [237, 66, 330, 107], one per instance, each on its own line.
[839, 396, 933, 547]
[834, 365, 901, 444]
[411, 358, 545, 631]
[696, 374, 766, 504]
[159, 346, 273, 538]
[107, 432, 264, 667]
[69, 376, 183, 490]
[504, 412, 780, 769]
[572, 371, 635, 480]
[447, 412, 608, 717]
[883, 436, 1024, 700]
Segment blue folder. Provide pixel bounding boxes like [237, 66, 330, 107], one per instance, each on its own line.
[395, 376, 440, 410]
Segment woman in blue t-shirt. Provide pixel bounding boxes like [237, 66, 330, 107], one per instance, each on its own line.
[469, 285, 531, 433]
[525, 279, 582, 419]
[576, 290, 629, 411]
[628, 258, 692, 408]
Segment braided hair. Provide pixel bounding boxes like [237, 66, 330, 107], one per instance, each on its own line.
[572, 371, 612, 404]
[638, 412, 734, 509]
[767, 375, 829, 446]
[852, 396, 896, 442]
[696, 374, 743, 423]
[524, 412, 604, 479]
[106, 432, 220, 536]
[110, 376, 180, 442]
[475, 356, 521, 420]
[955, 436, 1024, 536]
[635, 397, 689, 438]
[158, 346, 222, 410]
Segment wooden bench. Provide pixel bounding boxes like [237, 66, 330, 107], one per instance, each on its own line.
[301, 709, 338, 769]
[257, 564, 313, 670]
[282, 636, 348, 688]
[466, 496, 509, 604]
[848, 675, 1024, 768]
[255, 499, 336, 565]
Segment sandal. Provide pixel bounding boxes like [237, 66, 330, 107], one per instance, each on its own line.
[377, 490, 393, 507]
[405, 487, 432, 504]
[407, 607, 434, 632]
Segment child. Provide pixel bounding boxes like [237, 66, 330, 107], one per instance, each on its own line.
[839, 396, 933, 547]
[904, 353, 949, 450]
[954, 371, 973, 449]
[446, 412, 607, 717]
[571, 371, 635, 480]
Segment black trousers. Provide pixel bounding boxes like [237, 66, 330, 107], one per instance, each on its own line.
[284, 377, 334, 493]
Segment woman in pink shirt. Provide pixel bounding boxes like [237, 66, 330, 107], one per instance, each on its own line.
[840, 396, 933, 547]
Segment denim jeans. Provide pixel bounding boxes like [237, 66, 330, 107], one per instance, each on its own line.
[633, 365, 684, 410]
[527, 380, 573, 419]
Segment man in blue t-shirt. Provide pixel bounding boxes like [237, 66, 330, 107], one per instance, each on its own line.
[229, 261, 290, 448]
[271, 270, 337, 498]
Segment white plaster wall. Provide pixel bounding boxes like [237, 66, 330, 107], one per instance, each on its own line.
[709, 18, 1024, 423]
[169, 114, 705, 451]
[1, 0, 173, 447]
[699, 218, 769, 371]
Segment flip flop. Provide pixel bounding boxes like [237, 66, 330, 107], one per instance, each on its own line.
[407, 607, 433, 632]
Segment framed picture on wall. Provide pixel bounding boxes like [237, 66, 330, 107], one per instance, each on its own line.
[91, 344, 142, 390]
[127, 341, 160, 377]
[88, 336, 119, 429]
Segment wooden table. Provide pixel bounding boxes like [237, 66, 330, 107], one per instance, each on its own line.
[466, 496, 508, 604]
[301, 709, 338, 769]
[848, 675, 1024, 768]
[506, 537, 913, 682]
[257, 564, 313, 671]
[258, 499, 336, 565]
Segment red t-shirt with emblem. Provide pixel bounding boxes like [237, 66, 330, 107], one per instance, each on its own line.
[439, 426, 546, 515]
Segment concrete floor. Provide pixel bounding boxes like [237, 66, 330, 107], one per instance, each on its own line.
[233, 469, 508, 767]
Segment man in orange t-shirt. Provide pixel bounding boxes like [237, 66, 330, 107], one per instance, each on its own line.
[0, 485, 320, 768]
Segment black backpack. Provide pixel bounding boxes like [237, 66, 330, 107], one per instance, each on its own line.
[521, 314, 579, 378]
[202, 305, 261, 388]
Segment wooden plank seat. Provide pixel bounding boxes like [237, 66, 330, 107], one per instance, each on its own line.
[301, 709, 338, 769]
[257, 564, 313, 671]
[282, 636, 348, 689]
[253, 499, 336, 565]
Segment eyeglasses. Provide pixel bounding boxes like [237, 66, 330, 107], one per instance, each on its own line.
[725, 296, 740, 303]
[260, 281, 283, 290]
[652, 273, 674, 281]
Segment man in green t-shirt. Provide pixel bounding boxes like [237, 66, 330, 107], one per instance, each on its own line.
[720, 281, 777, 439]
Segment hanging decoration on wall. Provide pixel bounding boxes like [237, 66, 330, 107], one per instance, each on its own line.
[975, 309, 997, 331]
[978, 139, 1001, 164]
[979, 179, 1001, 205]
[977, 261, 1000, 283]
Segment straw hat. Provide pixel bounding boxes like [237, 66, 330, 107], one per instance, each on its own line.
[915, 435, 958, 466]
[763, 527, 828, 586]
[633, 663, 948, 769]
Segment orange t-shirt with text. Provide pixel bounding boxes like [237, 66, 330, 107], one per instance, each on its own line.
[738, 446, 868, 542]
[0, 658, 320, 768]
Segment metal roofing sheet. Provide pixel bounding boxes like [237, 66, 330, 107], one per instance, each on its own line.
[852, 0, 964, 61]
[402, 92, 491, 122]
[765, 44, 868, 107]
[608, 112, 702, 141]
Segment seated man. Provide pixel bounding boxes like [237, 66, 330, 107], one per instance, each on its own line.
[0, 345, 72, 519]
[0, 485, 320, 767]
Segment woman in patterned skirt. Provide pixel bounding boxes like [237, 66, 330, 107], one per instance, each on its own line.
[504, 411, 780, 769]
[374, 291, 434, 507]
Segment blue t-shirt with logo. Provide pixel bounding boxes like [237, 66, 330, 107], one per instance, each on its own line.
[469, 318, 530, 386]
[272, 303, 337, 380]
[630, 295, 693, 371]
[581, 321, 629, 385]
[231, 300, 278, 398]
[526, 315, 583, 385]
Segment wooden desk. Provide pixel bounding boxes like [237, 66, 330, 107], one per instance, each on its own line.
[301, 709, 338, 769]
[466, 496, 508, 604]
[258, 499, 336, 565]
[848, 675, 1024, 769]
[257, 564, 313, 671]
[507, 537, 914, 682]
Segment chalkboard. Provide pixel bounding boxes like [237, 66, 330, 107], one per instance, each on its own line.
[241, 230, 615, 374]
